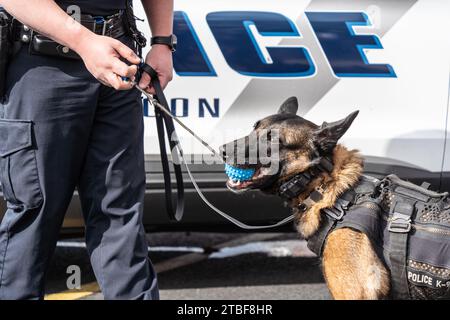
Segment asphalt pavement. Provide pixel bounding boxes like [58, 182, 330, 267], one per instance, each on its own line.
[45, 232, 331, 300]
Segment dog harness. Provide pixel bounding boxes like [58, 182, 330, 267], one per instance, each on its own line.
[306, 174, 450, 299]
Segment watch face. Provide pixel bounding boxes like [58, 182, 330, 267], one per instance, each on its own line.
[171, 34, 177, 50]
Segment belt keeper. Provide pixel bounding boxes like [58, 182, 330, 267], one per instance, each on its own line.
[93, 16, 108, 35]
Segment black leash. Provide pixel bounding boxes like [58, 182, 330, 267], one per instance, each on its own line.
[140, 63, 184, 221]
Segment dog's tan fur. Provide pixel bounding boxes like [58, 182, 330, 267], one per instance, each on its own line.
[294, 145, 364, 238]
[323, 228, 390, 299]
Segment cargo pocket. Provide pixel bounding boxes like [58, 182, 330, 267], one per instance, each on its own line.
[0, 119, 43, 209]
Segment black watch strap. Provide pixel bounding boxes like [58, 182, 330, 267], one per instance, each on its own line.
[151, 35, 177, 52]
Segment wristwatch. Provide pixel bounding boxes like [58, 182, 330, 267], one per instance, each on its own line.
[150, 35, 177, 52]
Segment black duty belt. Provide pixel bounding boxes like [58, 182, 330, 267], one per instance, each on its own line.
[140, 63, 185, 221]
[13, 12, 127, 60]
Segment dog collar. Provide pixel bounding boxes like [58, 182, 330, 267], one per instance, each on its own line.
[278, 156, 333, 202]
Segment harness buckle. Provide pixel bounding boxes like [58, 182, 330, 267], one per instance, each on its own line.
[388, 213, 412, 233]
[323, 197, 351, 221]
[388, 199, 415, 233]
[323, 204, 345, 221]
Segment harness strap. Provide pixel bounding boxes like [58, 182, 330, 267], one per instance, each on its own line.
[306, 190, 355, 256]
[307, 215, 336, 256]
[141, 63, 185, 221]
[388, 197, 415, 299]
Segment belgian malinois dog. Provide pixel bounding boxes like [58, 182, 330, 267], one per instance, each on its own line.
[220, 97, 390, 300]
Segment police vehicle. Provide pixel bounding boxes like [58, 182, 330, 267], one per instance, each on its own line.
[1, 0, 449, 234]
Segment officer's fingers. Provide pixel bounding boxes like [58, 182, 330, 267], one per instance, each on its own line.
[145, 83, 155, 95]
[138, 71, 151, 89]
[121, 76, 135, 89]
[110, 60, 137, 78]
[127, 64, 138, 78]
[106, 73, 131, 91]
[98, 78, 110, 87]
[118, 64, 137, 79]
[116, 75, 134, 90]
[98, 72, 132, 90]
[112, 40, 140, 65]
[106, 73, 121, 90]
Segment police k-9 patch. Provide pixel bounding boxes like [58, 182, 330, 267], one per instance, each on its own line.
[406, 267, 450, 289]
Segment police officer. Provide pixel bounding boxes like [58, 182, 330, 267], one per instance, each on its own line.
[0, 0, 175, 299]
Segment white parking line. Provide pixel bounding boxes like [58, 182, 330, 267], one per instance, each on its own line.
[209, 240, 316, 259]
[57, 241, 205, 253]
[149, 246, 205, 253]
[56, 241, 86, 248]
[154, 233, 285, 273]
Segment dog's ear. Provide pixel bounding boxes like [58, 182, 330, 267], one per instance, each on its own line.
[313, 110, 359, 154]
[277, 97, 298, 115]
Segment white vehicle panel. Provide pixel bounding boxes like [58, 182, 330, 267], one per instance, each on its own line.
[133, 0, 450, 172]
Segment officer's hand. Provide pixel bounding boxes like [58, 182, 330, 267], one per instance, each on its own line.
[138, 45, 173, 94]
[76, 33, 141, 90]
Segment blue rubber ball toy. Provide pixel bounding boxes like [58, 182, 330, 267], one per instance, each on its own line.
[225, 164, 255, 182]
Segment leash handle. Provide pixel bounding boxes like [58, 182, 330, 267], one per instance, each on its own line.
[141, 63, 185, 222]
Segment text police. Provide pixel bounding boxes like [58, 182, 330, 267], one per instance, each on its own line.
[173, 11, 395, 78]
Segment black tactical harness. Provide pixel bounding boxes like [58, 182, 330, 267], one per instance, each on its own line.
[302, 174, 450, 300]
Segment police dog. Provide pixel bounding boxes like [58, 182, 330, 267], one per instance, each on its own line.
[221, 97, 391, 300]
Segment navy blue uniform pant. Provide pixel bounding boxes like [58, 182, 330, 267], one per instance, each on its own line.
[0, 35, 159, 300]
